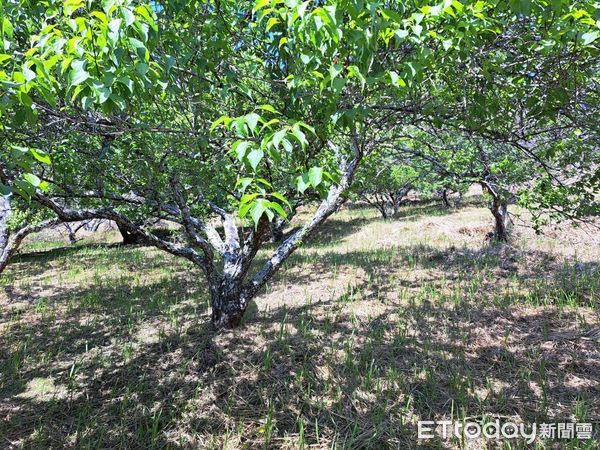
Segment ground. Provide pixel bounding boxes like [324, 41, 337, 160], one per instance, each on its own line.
[0, 199, 599, 449]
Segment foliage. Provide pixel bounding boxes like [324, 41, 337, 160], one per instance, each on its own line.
[1, 0, 598, 325]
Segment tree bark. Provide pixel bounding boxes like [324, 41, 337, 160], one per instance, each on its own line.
[117, 222, 143, 245]
[391, 186, 411, 216]
[490, 199, 510, 242]
[210, 281, 246, 328]
[64, 223, 77, 245]
[442, 189, 451, 208]
[391, 193, 400, 216]
[270, 217, 286, 243]
[0, 196, 11, 272]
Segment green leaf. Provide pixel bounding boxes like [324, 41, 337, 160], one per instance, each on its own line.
[395, 29, 409, 40]
[69, 60, 90, 86]
[291, 125, 307, 148]
[266, 17, 279, 31]
[268, 201, 287, 219]
[121, 7, 135, 27]
[23, 64, 36, 82]
[117, 76, 134, 93]
[251, 200, 267, 226]
[257, 104, 279, 114]
[308, 167, 323, 188]
[110, 93, 127, 110]
[581, 31, 598, 46]
[246, 113, 261, 133]
[239, 201, 253, 218]
[256, 178, 272, 188]
[254, 0, 271, 12]
[134, 5, 157, 31]
[273, 129, 287, 149]
[296, 173, 310, 194]
[240, 192, 259, 205]
[232, 140, 252, 161]
[247, 148, 264, 170]
[236, 177, 253, 192]
[270, 191, 291, 208]
[98, 87, 111, 104]
[29, 149, 51, 165]
[210, 115, 231, 131]
[23, 173, 41, 188]
[129, 37, 149, 60]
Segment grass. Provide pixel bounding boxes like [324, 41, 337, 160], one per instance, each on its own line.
[0, 200, 599, 449]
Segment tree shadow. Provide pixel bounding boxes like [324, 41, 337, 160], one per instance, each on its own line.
[1, 243, 598, 447]
[14, 242, 125, 264]
[2, 201, 599, 447]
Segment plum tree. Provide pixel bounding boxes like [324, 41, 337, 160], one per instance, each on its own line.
[354, 151, 419, 219]
[1, 0, 598, 326]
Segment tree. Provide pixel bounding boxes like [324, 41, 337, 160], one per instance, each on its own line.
[0, 195, 59, 273]
[1, 0, 437, 327]
[354, 151, 418, 219]
[2, 0, 598, 326]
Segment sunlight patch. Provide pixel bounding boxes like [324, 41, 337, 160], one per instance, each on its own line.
[16, 377, 67, 401]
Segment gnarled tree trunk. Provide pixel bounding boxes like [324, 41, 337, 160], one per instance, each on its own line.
[390, 185, 411, 216]
[480, 181, 512, 243]
[442, 189, 451, 208]
[377, 203, 389, 219]
[35, 135, 365, 331]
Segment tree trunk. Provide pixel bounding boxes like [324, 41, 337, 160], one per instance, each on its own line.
[210, 282, 247, 329]
[442, 189, 451, 208]
[117, 222, 143, 245]
[64, 223, 77, 245]
[270, 217, 286, 243]
[490, 199, 510, 242]
[0, 196, 11, 272]
[392, 193, 400, 216]
[391, 186, 410, 216]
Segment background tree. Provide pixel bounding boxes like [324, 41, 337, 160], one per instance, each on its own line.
[354, 151, 419, 219]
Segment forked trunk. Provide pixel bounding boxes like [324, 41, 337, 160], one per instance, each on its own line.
[210, 282, 247, 329]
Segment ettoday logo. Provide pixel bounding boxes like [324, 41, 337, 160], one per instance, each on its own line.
[417, 420, 594, 443]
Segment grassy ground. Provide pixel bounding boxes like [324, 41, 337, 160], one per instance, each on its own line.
[0, 200, 599, 449]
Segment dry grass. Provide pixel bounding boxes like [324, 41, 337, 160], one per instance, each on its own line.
[0, 200, 599, 449]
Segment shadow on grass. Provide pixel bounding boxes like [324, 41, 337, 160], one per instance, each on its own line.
[1, 246, 599, 448]
[273, 243, 599, 309]
[1, 201, 598, 447]
[14, 242, 126, 264]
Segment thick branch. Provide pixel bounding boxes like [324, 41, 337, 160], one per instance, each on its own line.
[242, 137, 363, 299]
